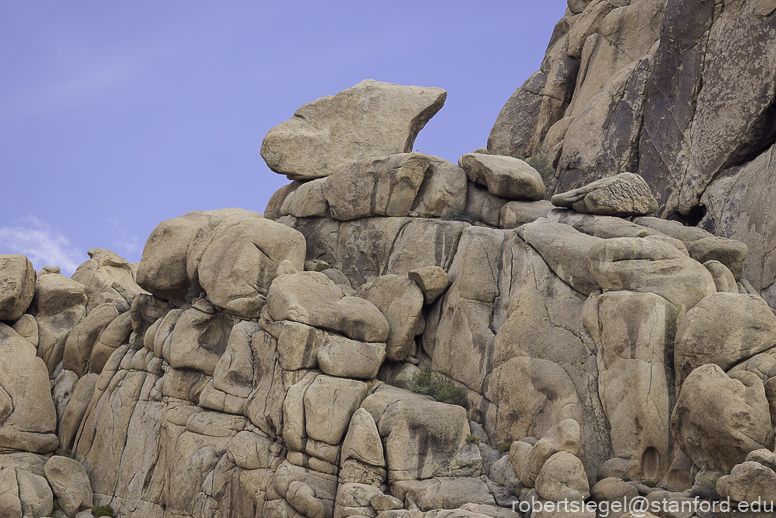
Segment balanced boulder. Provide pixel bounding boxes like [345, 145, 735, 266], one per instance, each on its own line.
[261, 79, 446, 180]
[552, 173, 658, 216]
[459, 153, 546, 200]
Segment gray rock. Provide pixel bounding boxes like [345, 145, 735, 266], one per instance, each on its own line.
[459, 153, 546, 200]
[552, 173, 658, 216]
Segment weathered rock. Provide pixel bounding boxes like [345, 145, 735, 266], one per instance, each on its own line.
[700, 144, 776, 307]
[0, 255, 35, 322]
[165, 306, 234, 376]
[464, 182, 510, 227]
[459, 153, 546, 200]
[71, 248, 142, 310]
[552, 173, 658, 216]
[138, 209, 306, 317]
[317, 337, 386, 380]
[44, 456, 94, 516]
[0, 324, 58, 454]
[558, 55, 654, 189]
[395, 476, 495, 511]
[261, 79, 446, 180]
[716, 461, 776, 504]
[499, 200, 554, 229]
[674, 293, 776, 384]
[704, 260, 739, 294]
[16, 468, 53, 518]
[588, 237, 716, 312]
[11, 314, 37, 347]
[358, 275, 423, 362]
[341, 408, 385, 468]
[34, 274, 87, 374]
[289, 178, 330, 218]
[489, 455, 522, 494]
[589, 291, 676, 482]
[535, 452, 590, 502]
[267, 271, 390, 343]
[591, 477, 639, 504]
[671, 365, 774, 472]
[212, 321, 263, 398]
[265, 181, 302, 220]
[410, 156, 468, 218]
[305, 375, 368, 446]
[361, 384, 470, 483]
[58, 373, 98, 450]
[686, 237, 748, 281]
[424, 227, 506, 392]
[291, 217, 466, 289]
[408, 266, 450, 305]
[323, 153, 430, 221]
[517, 219, 602, 295]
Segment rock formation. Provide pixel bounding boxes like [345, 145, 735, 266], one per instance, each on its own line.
[3, 4, 776, 516]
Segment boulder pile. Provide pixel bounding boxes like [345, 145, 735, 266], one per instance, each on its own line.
[3, 3, 776, 515]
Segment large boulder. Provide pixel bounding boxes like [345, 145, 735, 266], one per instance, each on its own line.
[32, 273, 87, 374]
[357, 275, 423, 362]
[323, 153, 430, 221]
[459, 153, 546, 200]
[516, 219, 602, 295]
[261, 79, 446, 180]
[361, 384, 470, 483]
[551, 173, 658, 216]
[137, 208, 306, 317]
[674, 293, 776, 385]
[0, 255, 35, 322]
[588, 291, 675, 482]
[267, 271, 389, 343]
[0, 324, 58, 454]
[671, 364, 774, 472]
[70, 249, 142, 310]
[588, 237, 716, 312]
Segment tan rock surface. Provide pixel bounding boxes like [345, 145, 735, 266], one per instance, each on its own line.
[261, 79, 446, 180]
[358, 275, 423, 362]
[671, 364, 774, 472]
[0, 255, 35, 322]
[459, 153, 546, 200]
[267, 271, 389, 343]
[323, 153, 430, 221]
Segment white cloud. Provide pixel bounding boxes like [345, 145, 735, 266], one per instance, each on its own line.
[106, 218, 141, 257]
[0, 217, 84, 275]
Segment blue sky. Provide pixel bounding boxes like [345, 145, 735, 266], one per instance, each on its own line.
[1, 1, 568, 274]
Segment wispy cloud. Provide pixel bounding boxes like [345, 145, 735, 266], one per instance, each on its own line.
[0, 216, 84, 275]
[106, 217, 141, 258]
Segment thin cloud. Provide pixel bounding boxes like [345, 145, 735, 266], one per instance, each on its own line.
[0, 216, 84, 275]
[106, 217, 141, 258]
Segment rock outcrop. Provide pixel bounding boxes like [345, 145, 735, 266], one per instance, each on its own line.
[4, 16, 776, 515]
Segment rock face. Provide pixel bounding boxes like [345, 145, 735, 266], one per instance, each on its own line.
[261, 79, 446, 180]
[487, 0, 776, 308]
[5, 50, 776, 516]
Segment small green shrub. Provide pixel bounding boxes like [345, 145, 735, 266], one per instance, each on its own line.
[465, 434, 481, 444]
[423, 212, 433, 218]
[92, 505, 114, 517]
[408, 368, 467, 407]
[638, 231, 649, 238]
[128, 333, 145, 350]
[498, 442, 513, 454]
[314, 262, 331, 272]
